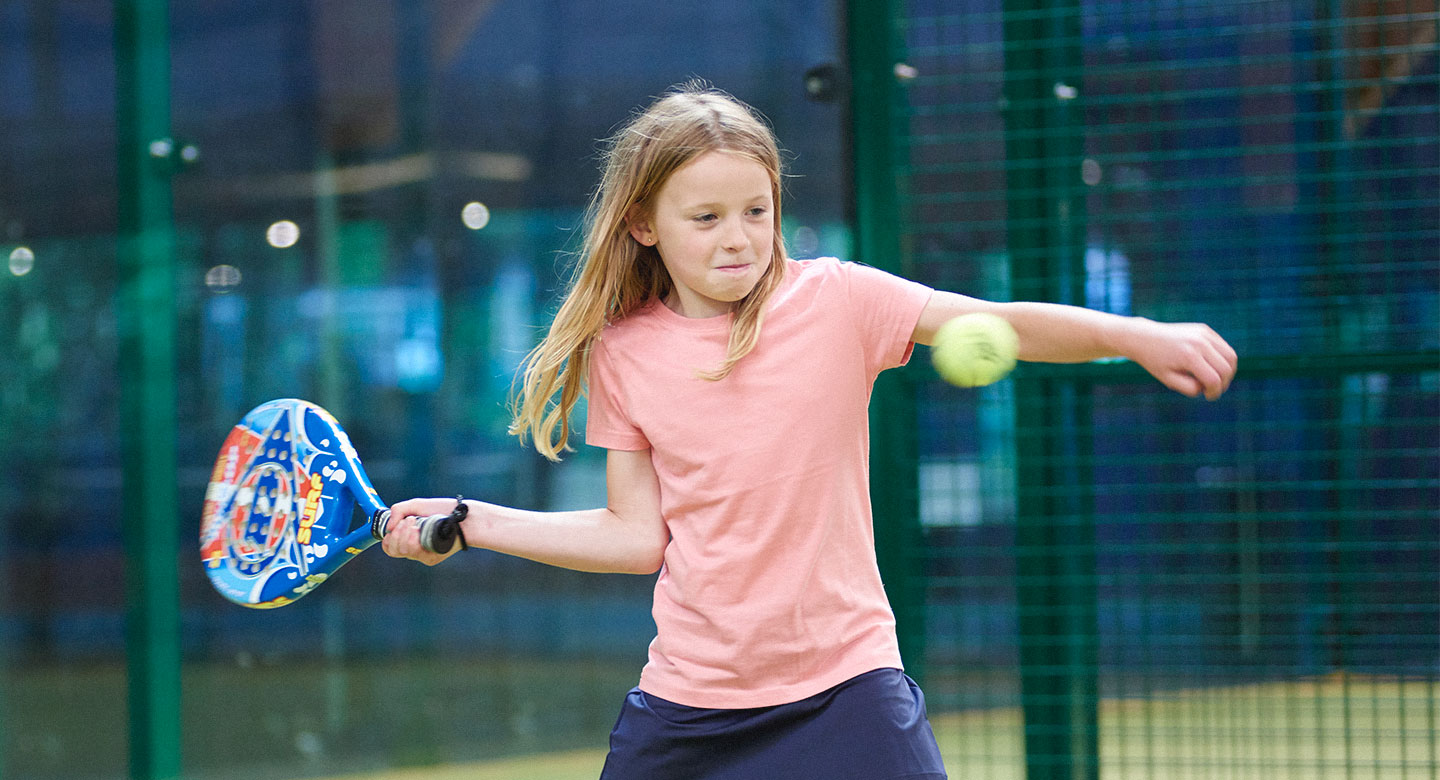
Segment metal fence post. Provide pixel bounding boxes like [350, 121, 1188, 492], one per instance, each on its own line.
[115, 1, 182, 777]
[1003, 1, 1100, 778]
[847, 0, 927, 685]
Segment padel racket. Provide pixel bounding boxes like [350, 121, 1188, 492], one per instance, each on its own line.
[200, 398, 465, 608]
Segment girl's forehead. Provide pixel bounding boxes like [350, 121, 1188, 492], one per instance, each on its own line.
[659, 150, 772, 202]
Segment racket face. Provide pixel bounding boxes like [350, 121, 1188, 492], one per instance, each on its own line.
[201, 399, 385, 608]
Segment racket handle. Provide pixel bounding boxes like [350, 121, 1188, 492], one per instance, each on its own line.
[370, 509, 392, 541]
[370, 501, 468, 555]
[417, 513, 462, 555]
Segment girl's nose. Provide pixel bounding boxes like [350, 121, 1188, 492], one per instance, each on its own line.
[720, 218, 747, 250]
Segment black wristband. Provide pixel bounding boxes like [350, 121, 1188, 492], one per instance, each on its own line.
[449, 495, 470, 551]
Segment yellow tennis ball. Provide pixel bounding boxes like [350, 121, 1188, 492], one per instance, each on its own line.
[931, 313, 1020, 387]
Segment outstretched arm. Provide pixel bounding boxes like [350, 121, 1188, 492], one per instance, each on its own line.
[380, 447, 669, 572]
[913, 290, 1238, 400]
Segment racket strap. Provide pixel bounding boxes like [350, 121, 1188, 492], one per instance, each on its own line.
[447, 496, 470, 551]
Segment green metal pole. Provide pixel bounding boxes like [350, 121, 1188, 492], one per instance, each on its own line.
[1004, 1, 1099, 779]
[846, 0, 926, 685]
[115, 1, 182, 778]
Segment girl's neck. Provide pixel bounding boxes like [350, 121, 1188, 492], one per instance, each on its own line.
[662, 292, 734, 320]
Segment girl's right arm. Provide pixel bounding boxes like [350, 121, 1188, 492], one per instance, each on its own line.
[379, 448, 669, 575]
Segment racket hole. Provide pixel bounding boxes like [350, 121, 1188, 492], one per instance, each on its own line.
[348, 504, 370, 533]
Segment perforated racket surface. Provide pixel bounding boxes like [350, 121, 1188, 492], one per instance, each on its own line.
[200, 399, 389, 608]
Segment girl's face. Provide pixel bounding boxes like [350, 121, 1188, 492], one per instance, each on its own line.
[629, 150, 775, 319]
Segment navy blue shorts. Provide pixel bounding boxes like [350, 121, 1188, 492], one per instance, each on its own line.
[599, 668, 947, 780]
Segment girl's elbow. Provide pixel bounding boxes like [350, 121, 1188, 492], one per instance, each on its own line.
[627, 533, 668, 575]
[628, 558, 663, 576]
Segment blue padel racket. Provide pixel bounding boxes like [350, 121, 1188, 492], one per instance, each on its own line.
[200, 398, 465, 608]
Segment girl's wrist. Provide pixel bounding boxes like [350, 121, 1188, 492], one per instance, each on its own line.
[457, 499, 481, 553]
[1107, 315, 1152, 362]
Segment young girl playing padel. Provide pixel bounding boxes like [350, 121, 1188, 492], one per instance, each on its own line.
[381, 82, 1238, 779]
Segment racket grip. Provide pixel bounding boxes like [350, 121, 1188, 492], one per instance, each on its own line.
[370, 502, 468, 555]
[416, 514, 462, 555]
[370, 509, 393, 541]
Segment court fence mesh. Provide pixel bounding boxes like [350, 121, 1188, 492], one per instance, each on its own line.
[862, 1, 1439, 778]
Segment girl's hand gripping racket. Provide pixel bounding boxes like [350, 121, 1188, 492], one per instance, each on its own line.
[200, 398, 466, 608]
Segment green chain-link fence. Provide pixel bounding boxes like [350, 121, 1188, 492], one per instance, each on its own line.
[860, 1, 1438, 777]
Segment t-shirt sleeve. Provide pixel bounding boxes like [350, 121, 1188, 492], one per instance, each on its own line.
[840, 261, 935, 375]
[583, 332, 651, 451]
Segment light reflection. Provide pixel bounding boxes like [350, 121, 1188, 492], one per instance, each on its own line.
[462, 202, 491, 230]
[205, 264, 242, 293]
[266, 220, 300, 248]
[9, 246, 35, 276]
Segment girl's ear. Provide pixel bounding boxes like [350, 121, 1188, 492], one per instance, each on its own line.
[626, 207, 656, 246]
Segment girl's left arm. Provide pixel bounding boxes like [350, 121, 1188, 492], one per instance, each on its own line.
[912, 290, 1238, 400]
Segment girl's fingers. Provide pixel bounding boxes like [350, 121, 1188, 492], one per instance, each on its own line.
[1168, 371, 1203, 398]
[1174, 325, 1237, 401]
[1200, 331, 1238, 399]
[382, 512, 423, 557]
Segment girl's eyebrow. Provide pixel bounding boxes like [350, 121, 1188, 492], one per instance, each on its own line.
[679, 193, 771, 212]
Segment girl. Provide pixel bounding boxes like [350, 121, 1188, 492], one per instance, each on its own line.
[382, 82, 1237, 779]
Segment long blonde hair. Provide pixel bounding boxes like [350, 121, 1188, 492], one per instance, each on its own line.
[510, 82, 789, 461]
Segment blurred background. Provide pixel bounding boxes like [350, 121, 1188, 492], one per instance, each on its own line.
[0, 0, 1435, 779]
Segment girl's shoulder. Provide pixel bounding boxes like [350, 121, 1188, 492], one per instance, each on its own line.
[782, 255, 849, 292]
[789, 256, 886, 285]
[784, 256, 891, 300]
[789, 255, 842, 275]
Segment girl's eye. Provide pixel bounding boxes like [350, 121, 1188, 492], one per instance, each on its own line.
[747, 207, 768, 217]
[695, 214, 717, 223]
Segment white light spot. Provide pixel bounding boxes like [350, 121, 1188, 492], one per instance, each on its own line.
[9, 246, 35, 276]
[461, 202, 491, 231]
[205, 264, 242, 293]
[267, 220, 300, 249]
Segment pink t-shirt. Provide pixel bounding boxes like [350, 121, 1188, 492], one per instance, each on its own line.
[585, 257, 934, 708]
